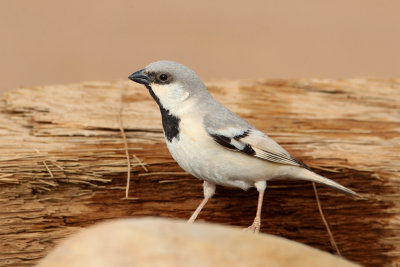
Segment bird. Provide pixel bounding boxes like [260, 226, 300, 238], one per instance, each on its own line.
[128, 60, 361, 233]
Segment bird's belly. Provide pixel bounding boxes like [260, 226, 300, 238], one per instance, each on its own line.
[165, 128, 280, 190]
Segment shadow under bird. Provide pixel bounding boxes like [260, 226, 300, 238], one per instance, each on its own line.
[128, 60, 361, 233]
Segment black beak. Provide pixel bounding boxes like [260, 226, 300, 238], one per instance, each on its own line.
[128, 69, 151, 85]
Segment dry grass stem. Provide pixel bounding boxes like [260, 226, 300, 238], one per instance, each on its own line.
[312, 182, 341, 256]
[118, 82, 132, 199]
[133, 154, 148, 172]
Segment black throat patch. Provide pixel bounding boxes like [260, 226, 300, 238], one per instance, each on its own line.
[145, 85, 180, 142]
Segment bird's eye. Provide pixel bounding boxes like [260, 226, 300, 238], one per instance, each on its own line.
[159, 73, 168, 81]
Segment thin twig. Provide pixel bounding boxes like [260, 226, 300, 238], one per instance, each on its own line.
[42, 161, 54, 178]
[49, 160, 64, 171]
[120, 197, 140, 200]
[138, 172, 187, 177]
[37, 179, 57, 187]
[132, 154, 148, 172]
[312, 182, 341, 256]
[34, 185, 52, 192]
[33, 148, 54, 178]
[118, 82, 132, 199]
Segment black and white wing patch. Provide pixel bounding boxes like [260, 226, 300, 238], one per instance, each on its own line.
[209, 128, 308, 168]
[210, 130, 256, 155]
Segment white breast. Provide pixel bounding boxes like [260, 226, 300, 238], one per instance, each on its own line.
[165, 113, 287, 190]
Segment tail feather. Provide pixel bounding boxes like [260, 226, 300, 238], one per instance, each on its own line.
[296, 168, 362, 198]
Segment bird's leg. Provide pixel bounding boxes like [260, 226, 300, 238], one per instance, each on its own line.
[188, 181, 216, 223]
[246, 181, 267, 233]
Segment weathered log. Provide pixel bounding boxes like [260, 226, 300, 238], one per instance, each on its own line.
[0, 79, 399, 266]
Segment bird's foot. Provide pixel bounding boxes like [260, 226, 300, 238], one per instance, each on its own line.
[243, 217, 261, 233]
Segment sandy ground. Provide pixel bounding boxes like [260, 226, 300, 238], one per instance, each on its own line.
[1, 0, 399, 93]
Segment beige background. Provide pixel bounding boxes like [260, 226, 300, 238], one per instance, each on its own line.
[1, 0, 399, 93]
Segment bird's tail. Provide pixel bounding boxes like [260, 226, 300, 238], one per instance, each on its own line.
[295, 168, 362, 198]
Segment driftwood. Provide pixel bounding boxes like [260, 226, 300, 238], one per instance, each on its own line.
[0, 79, 399, 266]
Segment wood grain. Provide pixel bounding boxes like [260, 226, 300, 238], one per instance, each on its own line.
[0, 79, 399, 266]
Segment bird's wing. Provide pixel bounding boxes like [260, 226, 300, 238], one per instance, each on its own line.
[203, 113, 363, 198]
[204, 113, 306, 168]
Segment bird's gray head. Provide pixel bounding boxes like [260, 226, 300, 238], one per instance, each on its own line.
[128, 60, 209, 111]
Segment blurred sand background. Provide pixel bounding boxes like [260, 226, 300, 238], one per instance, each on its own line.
[0, 0, 399, 94]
